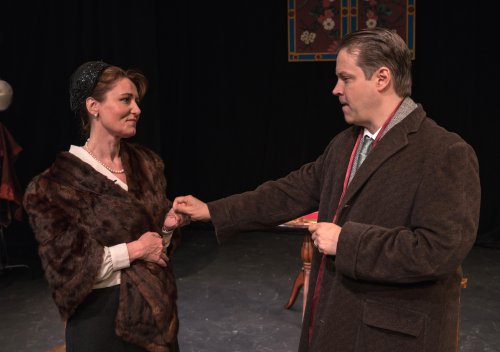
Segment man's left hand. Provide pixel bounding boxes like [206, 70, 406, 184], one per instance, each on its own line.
[308, 222, 342, 255]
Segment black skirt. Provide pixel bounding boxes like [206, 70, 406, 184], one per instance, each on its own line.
[66, 285, 179, 352]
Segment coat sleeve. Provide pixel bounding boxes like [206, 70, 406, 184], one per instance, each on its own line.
[23, 175, 104, 320]
[335, 141, 481, 283]
[208, 148, 329, 243]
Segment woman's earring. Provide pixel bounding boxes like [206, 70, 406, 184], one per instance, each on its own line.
[93, 113, 99, 119]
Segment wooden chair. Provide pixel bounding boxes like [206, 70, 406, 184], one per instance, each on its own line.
[456, 277, 468, 352]
[281, 214, 317, 318]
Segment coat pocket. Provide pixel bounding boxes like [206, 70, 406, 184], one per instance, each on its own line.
[355, 299, 425, 352]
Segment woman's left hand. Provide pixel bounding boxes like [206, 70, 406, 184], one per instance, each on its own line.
[127, 231, 169, 267]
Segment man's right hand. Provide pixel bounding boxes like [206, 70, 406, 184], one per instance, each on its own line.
[173, 195, 211, 221]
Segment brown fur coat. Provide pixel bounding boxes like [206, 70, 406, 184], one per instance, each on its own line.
[23, 142, 178, 352]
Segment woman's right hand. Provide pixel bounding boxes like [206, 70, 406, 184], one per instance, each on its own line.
[127, 231, 168, 267]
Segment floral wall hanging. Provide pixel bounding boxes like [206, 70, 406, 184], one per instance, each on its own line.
[288, 0, 416, 62]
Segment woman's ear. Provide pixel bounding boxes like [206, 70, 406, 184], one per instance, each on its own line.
[85, 97, 99, 116]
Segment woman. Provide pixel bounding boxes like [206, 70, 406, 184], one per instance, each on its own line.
[23, 61, 185, 352]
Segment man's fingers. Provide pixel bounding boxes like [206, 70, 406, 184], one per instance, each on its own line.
[173, 201, 189, 213]
[173, 195, 192, 207]
[308, 223, 318, 233]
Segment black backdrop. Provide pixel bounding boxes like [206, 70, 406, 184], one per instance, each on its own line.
[1, 1, 499, 256]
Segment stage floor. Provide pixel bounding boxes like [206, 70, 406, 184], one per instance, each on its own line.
[1, 228, 499, 352]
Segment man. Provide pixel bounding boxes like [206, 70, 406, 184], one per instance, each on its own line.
[173, 28, 481, 352]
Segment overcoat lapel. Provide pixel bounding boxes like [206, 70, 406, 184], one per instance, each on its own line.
[337, 109, 424, 217]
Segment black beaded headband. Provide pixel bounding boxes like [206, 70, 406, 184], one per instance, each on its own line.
[69, 61, 110, 113]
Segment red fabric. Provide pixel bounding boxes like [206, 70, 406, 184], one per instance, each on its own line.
[0, 122, 23, 226]
[308, 131, 361, 340]
[302, 212, 318, 220]
[308, 103, 402, 342]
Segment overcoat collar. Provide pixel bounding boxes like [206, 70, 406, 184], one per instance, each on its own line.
[338, 105, 427, 213]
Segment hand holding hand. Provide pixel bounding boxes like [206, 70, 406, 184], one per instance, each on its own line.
[127, 231, 169, 267]
[163, 207, 191, 231]
[173, 195, 210, 221]
[308, 222, 342, 255]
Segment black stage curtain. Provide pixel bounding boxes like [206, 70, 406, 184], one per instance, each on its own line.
[0, 1, 498, 250]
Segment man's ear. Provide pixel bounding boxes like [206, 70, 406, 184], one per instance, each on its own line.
[375, 67, 391, 91]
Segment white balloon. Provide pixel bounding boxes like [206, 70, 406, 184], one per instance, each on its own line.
[0, 80, 13, 111]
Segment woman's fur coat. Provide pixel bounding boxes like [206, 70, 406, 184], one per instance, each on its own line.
[23, 142, 179, 352]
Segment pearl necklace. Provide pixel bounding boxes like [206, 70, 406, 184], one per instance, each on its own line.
[84, 140, 125, 174]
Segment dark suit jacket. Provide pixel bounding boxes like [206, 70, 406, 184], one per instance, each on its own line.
[208, 104, 481, 352]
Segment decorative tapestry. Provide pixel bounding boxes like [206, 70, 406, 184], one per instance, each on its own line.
[288, 0, 416, 62]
